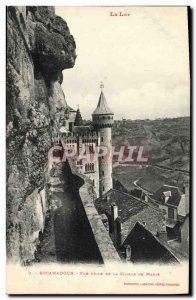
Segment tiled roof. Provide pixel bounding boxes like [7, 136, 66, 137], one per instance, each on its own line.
[121, 222, 180, 264]
[122, 205, 164, 240]
[92, 91, 113, 115]
[153, 185, 182, 207]
[95, 189, 147, 222]
[73, 125, 92, 134]
[95, 189, 165, 239]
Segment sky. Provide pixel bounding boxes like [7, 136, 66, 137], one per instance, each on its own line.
[55, 6, 190, 120]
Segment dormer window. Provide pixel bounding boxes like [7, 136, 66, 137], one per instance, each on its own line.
[163, 191, 171, 203]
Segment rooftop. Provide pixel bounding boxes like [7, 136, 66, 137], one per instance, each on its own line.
[120, 222, 180, 264]
[73, 125, 94, 134]
[95, 189, 165, 239]
[92, 91, 113, 116]
[95, 189, 147, 222]
[74, 108, 83, 126]
[153, 185, 182, 207]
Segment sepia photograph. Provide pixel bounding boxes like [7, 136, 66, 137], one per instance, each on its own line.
[6, 5, 190, 294]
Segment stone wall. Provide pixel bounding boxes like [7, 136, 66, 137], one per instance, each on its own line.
[36, 159, 120, 264]
[67, 160, 121, 264]
[6, 6, 76, 263]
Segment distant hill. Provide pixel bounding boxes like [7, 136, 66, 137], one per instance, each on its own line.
[112, 117, 190, 171]
[112, 117, 190, 193]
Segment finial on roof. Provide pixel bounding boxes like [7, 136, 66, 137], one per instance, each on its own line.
[92, 82, 114, 116]
[100, 81, 104, 91]
[77, 104, 79, 109]
[74, 105, 83, 126]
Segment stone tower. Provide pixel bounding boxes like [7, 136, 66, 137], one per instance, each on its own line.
[74, 106, 83, 126]
[92, 83, 114, 197]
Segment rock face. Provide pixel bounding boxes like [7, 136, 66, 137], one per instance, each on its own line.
[6, 6, 76, 264]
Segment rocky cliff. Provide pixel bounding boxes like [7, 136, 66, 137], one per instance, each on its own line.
[6, 6, 76, 264]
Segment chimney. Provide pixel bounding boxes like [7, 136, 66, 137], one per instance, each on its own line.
[111, 204, 121, 247]
[157, 217, 167, 243]
[144, 195, 148, 202]
[105, 195, 110, 202]
[157, 230, 167, 243]
[125, 245, 132, 262]
[115, 217, 122, 248]
[111, 204, 118, 233]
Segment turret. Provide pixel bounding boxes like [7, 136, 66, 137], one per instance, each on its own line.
[74, 106, 83, 126]
[92, 83, 114, 129]
[92, 83, 114, 197]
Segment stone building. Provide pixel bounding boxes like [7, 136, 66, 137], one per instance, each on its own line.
[59, 83, 114, 199]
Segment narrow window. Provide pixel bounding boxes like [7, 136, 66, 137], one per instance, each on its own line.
[168, 207, 174, 219]
[101, 137, 104, 142]
[103, 186, 105, 191]
[102, 171, 104, 176]
[90, 145, 93, 153]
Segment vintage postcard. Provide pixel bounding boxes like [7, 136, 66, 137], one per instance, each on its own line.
[6, 6, 190, 294]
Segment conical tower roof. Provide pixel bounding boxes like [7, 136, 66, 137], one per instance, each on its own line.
[92, 91, 113, 115]
[74, 107, 83, 126]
